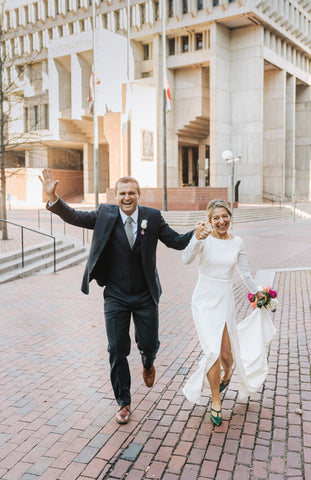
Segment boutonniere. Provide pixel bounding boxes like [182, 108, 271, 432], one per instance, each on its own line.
[140, 219, 148, 235]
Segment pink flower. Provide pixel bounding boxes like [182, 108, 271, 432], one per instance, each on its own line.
[262, 285, 271, 292]
[269, 289, 277, 298]
[251, 302, 257, 309]
[248, 293, 254, 302]
[141, 230, 145, 235]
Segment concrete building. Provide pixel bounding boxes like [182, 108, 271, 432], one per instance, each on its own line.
[2, 0, 311, 204]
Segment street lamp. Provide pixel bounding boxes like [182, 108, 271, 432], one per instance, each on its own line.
[222, 150, 239, 225]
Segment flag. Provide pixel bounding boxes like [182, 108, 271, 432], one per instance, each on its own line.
[87, 71, 101, 115]
[166, 75, 171, 113]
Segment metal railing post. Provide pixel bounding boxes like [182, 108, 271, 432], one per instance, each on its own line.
[21, 226, 24, 268]
[0, 219, 57, 272]
[82, 229, 85, 246]
[53, 237, 56, 273]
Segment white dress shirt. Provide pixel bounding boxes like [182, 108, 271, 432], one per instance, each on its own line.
[119, 208, 138, 244]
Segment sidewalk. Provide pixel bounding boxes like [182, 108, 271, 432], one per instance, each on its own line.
[0, 217, 311, 479]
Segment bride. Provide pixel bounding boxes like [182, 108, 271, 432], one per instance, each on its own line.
[182, 199, 276, 426]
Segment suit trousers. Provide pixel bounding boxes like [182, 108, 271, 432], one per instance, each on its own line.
[104, 284, 160, 406]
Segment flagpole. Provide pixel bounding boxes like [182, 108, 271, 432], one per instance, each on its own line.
[126, 0, 131, 176]
[161, 0, 167, 211]
[92, 0, 99, 209]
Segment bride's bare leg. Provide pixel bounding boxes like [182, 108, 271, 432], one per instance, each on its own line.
[220, 325, 233, 381]
[206, 358, 221, 410]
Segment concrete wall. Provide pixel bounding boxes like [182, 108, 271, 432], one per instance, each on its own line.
[5, 168, 83, 204]
[106, 187, 228, 210]
[130, 83, 157, 187]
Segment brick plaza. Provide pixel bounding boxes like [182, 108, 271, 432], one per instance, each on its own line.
[0, 217, 311, 479]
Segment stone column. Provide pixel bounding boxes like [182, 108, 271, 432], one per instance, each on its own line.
[209, 23, 231, 189]
[230, 25, 264, 203]
[71, 53, 90, 119]
[188, 148, 193, 185]
[285, 75, 296, 199]
[263, 69, 286, 197]
[295, 85, 311, 200]
[48, 58, 60, 135]
[198, 142, 206, 186]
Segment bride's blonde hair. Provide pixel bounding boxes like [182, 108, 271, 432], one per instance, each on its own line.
[206, 199, 232, 222]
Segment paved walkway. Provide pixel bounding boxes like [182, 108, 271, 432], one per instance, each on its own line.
[0, 216, 311, 479]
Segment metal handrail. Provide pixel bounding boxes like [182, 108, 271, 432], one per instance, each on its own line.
[0, 219, 57, 273]
[37, 209, 89, 245]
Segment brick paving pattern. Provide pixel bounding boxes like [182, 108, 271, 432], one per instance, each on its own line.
[0, 215, 311, 479]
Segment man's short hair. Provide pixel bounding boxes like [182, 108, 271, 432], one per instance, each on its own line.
[115, 177, 141, 193]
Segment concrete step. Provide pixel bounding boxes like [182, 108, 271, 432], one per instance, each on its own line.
[162, 206, 294, 227]
[0, 239, 88, 284]
[0, 240, 63, 266]
[0, 242, 74, 275]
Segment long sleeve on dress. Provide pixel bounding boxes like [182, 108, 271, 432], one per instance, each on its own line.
[182, 235, 203, 264]
[236, 243, 258, 293]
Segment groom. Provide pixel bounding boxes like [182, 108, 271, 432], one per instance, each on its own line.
[40, 169, 193, 424]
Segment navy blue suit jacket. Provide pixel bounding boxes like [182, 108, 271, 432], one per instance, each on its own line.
[48, 199, 193, 304]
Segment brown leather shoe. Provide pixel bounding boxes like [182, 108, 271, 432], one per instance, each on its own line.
[143, 365, 155, 387]
[115, 405, 131, 424]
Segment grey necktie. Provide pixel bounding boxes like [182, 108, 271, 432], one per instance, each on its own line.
[124, 216, 133, 247]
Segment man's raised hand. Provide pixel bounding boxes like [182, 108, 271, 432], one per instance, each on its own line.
[39, 168, 59, 203]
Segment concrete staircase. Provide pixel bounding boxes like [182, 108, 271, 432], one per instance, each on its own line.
[0, 237, 88, 284]
[162, 205, 295, 227]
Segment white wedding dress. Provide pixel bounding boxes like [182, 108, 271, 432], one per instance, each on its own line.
[182, 234, 276, 403]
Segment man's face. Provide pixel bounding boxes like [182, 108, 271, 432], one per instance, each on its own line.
[115, 181, 140, 216]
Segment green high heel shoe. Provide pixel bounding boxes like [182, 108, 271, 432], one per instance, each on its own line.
[219, 372, 232, 393]
[210, 407, 222, 426]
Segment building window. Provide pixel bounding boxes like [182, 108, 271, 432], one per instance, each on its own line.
[6, 67, 11, 85]
[168, 0, 173, 17]
[32, 106, 39, 130]
[141, 4, 145, 24]
[142, 72, 151, 78]
[44, 104, 49, 129]
[197, 0, 203, 10]
[182, 35, 189, 53]
[34, 3, 38, 21]
[154, 1, 159, 20]
[116, 11, 120, 30]
[183, 0, 188, 14]
[102, 14, 107, 28]
[80, 19, 85, 32]
[213, 0, 219, 6]
[24, 107, 29, 132]
[195, 33, 203, 50]
[143, 44, 150, 60]
[168, 38, 175, 55]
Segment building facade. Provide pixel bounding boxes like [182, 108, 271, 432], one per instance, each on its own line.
[2, 0, 311, 204]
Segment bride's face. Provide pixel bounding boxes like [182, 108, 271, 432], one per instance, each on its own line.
[210, 207, 231, 236]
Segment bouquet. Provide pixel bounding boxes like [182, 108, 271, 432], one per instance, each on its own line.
[248, 285, 278, 312]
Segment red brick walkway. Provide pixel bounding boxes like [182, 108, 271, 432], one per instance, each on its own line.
[0, 218, 311, 479]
